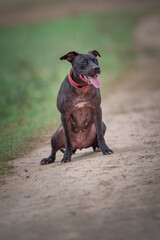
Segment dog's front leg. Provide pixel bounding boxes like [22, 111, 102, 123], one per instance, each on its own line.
[93, 107, 113, 155]
[61, 114, 72, 163]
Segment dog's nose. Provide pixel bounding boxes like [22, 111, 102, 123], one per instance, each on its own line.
[93, 66, 100, 73]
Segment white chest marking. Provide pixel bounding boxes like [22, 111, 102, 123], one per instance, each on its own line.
[75, 102, 87, 108]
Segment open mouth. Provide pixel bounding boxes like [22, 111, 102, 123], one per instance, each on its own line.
[79, 73, 101, 88]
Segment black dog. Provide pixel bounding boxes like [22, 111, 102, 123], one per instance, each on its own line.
[40, 50, 113, 164]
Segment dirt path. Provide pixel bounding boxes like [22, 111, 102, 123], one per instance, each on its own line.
[0, 0, 160, 25]
[1, 14, 160, 240]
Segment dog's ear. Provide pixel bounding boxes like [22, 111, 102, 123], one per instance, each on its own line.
[60, 51, 79, 62]
[88, 50, 101, 57]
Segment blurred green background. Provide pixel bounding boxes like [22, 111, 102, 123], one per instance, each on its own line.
[0, 1, 139, 172]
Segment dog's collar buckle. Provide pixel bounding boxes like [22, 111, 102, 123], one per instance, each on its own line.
[68, 68, 89, 90]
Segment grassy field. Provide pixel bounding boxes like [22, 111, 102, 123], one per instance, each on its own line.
[0, 11, 138, 172]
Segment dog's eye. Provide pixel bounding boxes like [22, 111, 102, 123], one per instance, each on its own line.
[93, 58, 98, 64]
[81, 59, 87, 65]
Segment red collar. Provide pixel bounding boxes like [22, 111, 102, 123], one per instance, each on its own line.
[68, 68, 89, 89]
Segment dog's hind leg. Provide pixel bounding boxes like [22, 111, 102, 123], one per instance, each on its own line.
[40, 124, 65, 165]
[92, 122, 106, 152]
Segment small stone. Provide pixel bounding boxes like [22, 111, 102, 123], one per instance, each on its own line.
[24, 195, 31, 198]
[70, 211, 76, 215]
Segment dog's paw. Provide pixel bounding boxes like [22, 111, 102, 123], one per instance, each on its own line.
[61, 155, 71, 163]
[93, 146, 101, 152]
[101, 147, 113, 155]
[61, 158, 71, 163]
[40, 157, 54, 165]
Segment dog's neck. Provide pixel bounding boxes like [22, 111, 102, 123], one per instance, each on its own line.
[68, 68, 89, 89]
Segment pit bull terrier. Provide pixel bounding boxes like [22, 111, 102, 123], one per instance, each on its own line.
[40, 50, 113, 164]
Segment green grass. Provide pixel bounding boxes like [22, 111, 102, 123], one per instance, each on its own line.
[0, 11, 138, 173]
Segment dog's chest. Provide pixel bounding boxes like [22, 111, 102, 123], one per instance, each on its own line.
[75, 102, 89, 108]
[70, 101, 93, 128]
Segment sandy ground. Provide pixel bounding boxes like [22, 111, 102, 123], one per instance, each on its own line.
[0, 8, 160, 240]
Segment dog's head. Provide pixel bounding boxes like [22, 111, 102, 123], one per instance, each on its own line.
[60, 50, 101, 88]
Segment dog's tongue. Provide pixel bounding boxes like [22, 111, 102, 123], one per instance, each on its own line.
[87, 75, 101, 88]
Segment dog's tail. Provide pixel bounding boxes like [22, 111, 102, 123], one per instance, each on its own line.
[59, 149, 77, 155]
[60, 148, 65, 153]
